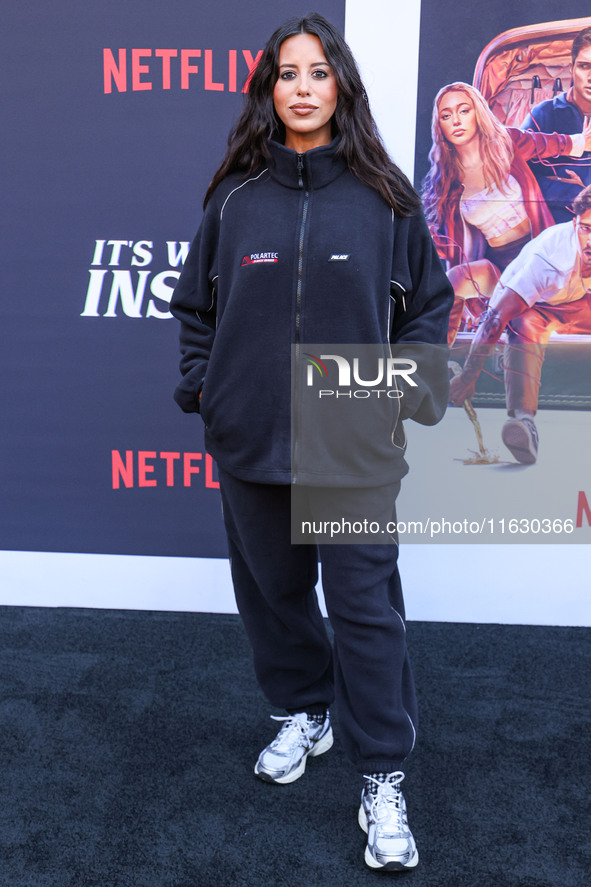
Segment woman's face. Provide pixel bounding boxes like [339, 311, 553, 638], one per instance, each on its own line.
[273, 33, 338, 151]
[437, 91, 479, 148]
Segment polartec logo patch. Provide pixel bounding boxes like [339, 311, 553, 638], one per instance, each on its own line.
[241, 252, 279, 266]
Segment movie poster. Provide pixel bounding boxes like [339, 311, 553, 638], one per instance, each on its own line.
[395, 1, 591, 545]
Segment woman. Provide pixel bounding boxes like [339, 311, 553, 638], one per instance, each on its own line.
[171, 14, 452, 872]
[423, 81, 591, 343]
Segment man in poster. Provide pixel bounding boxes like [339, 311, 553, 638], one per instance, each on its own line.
[449, 184, 591, 463]
[522, 26, 591, 222]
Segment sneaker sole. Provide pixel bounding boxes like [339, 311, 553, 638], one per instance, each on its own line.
[358, 805, 419, 870]
[254, 727, 334, 785]
[364, 845, 419, 871]
[501, 423, 537, 464]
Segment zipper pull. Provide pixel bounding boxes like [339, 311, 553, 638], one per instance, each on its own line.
[297, 153, 304, 188]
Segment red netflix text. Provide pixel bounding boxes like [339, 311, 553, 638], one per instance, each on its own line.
[576, 490, 591, 528]
[112, 450, 220, 489]
[103, 48, 262, 94]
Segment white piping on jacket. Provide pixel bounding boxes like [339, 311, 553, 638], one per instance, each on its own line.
[220, 169, 269, 220]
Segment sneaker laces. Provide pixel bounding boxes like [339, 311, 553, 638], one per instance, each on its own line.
[269, 714, 314, 753]
[363, 772, 406, 833]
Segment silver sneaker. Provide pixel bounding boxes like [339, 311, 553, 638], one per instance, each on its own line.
[502, 416, 539, 464]
[254, 712, 333, 784]
[359, 772, 419, 871]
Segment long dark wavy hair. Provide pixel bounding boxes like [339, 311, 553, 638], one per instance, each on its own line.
[204, 13, 419, 215]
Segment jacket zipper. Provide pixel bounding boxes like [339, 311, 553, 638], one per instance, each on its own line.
[295, 154, 309, 346]
[292, 153, 310, 484]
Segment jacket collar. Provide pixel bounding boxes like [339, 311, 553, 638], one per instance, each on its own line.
[267, 137, 347, 190]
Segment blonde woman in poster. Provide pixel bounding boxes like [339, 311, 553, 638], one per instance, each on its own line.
[423, 81, 591, 343]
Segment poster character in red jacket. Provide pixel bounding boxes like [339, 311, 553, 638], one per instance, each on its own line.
[422, 81, 591, 343]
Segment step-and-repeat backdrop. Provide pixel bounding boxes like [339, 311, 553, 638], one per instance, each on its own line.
[2, 0, 590, 623]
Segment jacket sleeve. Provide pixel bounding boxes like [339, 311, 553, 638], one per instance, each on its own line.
[169, 201, 220, 413]
[507, 127, 573, 161]
[390, 207, 454, 425]
[520, 105, 541, 133]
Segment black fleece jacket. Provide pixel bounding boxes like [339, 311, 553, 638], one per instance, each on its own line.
[171, 138, 453, 485]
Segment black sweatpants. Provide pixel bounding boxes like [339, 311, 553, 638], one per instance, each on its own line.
[218, 469, 418, 774]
